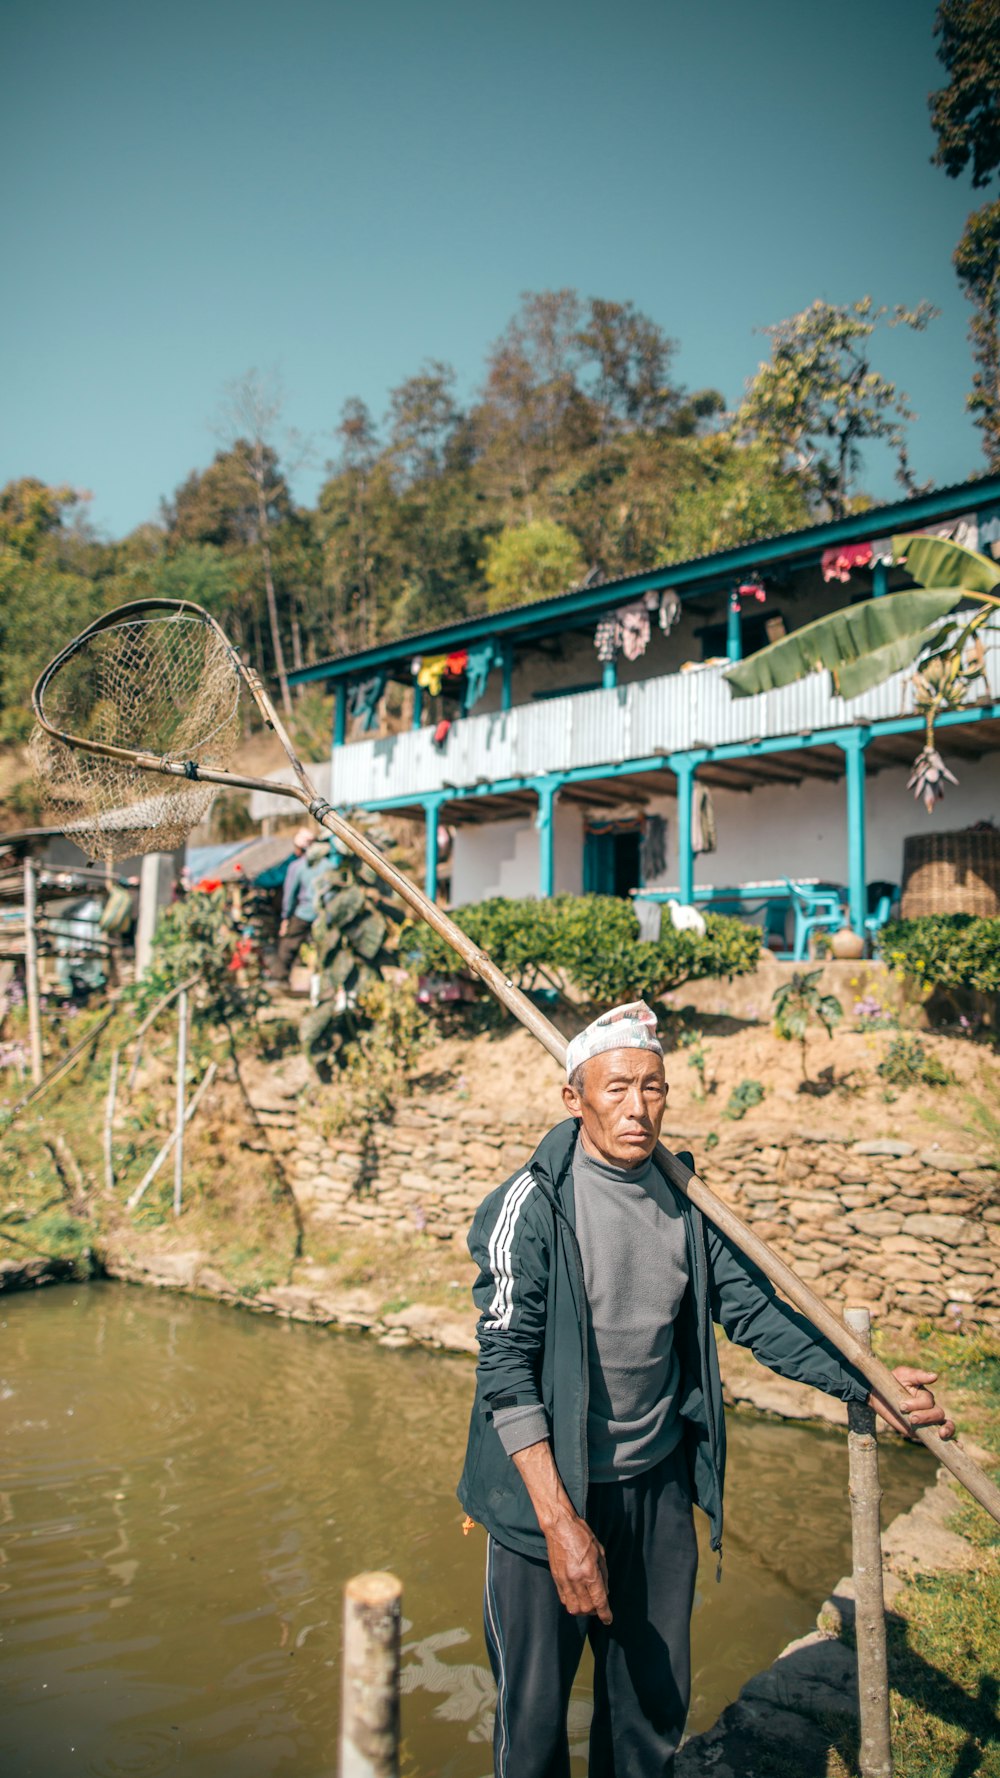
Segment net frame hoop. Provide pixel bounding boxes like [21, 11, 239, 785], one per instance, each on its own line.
[32, 597, 254, 781]
[28, 600, 1000, 1526]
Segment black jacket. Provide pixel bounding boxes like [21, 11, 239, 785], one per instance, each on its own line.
[457, 1118, 869, 1564]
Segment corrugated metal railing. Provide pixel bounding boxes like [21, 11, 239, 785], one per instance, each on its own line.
[249, 630, 1000, 817]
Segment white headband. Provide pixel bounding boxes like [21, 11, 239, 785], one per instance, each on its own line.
[565, 1000, 663, 1080]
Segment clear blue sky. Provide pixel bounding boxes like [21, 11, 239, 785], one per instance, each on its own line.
[1, 0, 985, 538]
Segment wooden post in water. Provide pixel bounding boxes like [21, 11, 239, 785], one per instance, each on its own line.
[173, 989, 188, 1217]
[340, 1571, 402, 1778]
[23, 857, 43, 1086]
[845, 1305, 892, 1778]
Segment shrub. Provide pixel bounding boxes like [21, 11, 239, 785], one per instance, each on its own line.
[724, 1079, 765, 1120]
[877, 1035, 951, 1089]
[881, 915, 1000, 997]
[772, 968, 843, 1083]
[401, 895, 761, 1009]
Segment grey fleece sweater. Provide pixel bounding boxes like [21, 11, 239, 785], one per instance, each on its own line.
[493, 1141, 690, 1481]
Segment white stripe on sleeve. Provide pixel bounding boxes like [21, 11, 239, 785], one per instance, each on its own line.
[484, 1172, 535, 1330]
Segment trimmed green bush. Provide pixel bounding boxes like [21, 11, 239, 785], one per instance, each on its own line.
[881, 915, 1000, 997]
[402, 895, 761, 1009]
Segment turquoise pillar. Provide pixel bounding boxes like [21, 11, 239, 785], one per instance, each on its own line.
[536, 779, 559, 898]
[841, 730, 868, 937]
[333, 682, 347, 748]
[424, 794, 444, 902]
[669, 754, 696, 905]
[872, 560, 888, 598]
[602, 658, 617, 690]
[501, 640, 513, 712]
[412, 682, 423, 729]
[726, 593, 742, 662]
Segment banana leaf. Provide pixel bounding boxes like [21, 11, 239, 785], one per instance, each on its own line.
[724, 588, 963, 698]
[833, 625, 943, 699]
[893, 533, 1000, 595]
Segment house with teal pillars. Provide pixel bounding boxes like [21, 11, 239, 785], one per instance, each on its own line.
[250, 475, 1000, 941]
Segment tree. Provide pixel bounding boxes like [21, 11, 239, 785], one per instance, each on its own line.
[214, 370, 296, 716]
[929, 1, 1000, 467]
[386, 361, 461, 484]
[737, 298, 938, 518]
[0, 478, 83, 560]
[481, 520, 586, 611]
[576, 299, 682, 436]
[930, 0, 1000, 187]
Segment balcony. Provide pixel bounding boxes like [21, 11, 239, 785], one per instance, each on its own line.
[250, 631, 1000, 818]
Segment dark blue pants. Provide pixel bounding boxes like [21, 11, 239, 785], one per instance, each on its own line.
[483, 1444, 698, 1778]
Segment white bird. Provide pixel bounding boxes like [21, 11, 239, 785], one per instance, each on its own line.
[666, 898, 706, 936]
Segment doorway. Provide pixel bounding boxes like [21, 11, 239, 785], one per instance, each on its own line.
[583, 827, 642, 898]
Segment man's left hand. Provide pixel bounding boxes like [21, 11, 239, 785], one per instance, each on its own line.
[870, 1367, 955, 1441]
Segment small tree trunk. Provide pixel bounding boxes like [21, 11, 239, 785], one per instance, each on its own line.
[23, 858, 43, 1086]
[340, 1571, 401, 1778]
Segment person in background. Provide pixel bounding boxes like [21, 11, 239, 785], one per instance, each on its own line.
[276, 827, 319, 981]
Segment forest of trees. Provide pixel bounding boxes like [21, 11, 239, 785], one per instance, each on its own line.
[1, 285, 957, 758]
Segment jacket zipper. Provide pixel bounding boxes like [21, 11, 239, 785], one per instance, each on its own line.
[693, 1212, 724, 1579]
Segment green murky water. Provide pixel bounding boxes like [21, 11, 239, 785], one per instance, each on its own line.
[1, 1283, 927, 1776]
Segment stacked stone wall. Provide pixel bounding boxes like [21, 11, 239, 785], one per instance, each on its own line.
[256, 1100, 1000, 1328]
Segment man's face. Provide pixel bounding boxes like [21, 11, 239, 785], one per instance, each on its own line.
[562, 1048, 668, 1167]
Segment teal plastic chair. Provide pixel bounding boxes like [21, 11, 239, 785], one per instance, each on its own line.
[784, 879, 844, 962]
[864, 890, 895, 954]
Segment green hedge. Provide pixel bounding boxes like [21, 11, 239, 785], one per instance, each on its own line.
[881, 915, 1000, 996]
[402, 895, 761, 1008]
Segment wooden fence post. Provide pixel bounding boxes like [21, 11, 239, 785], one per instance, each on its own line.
[23, 857, 43, 1086]
[845, 1304, 892, 1778]
[340, 1571, 402, 1778]
[103, 1047, 120, 1193]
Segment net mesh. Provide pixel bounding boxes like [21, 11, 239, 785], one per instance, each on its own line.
[30, 610, 242, 862]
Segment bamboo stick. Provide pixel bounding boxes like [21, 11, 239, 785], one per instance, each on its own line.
[103, 1048, 120, 1193]
[29, 597, 1000, 1530]
[2, 1008, 114, 1131]
[340, 1571, 402, 1778]
[125, 1062, 216, 1211]
[23, 858, 43, 1086]
[126, 974, 199, 1091]
[173, 990, 188, 1217]
[845, 1305, 892, 1778]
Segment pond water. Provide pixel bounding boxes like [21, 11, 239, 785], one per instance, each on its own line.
[1, 1283, 927, 1778]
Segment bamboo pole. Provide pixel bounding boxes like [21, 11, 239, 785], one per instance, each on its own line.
[23, 857, 43, 1086]
[126, 974, 199, 1091]
[173, 990, 188, 1217]
[103, 1048, 120, 1194]
[125, 1062, 216, 1211]
[845, 1305, 892, 1778]
[2, 1008, 114, 1132]
[28, 597, 1000, 1530]
[340, 1571, 402, 1778]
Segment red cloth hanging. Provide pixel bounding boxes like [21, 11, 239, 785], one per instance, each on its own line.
[432, 718, 452, 748]
[822, 542, 873, 583]
[445, 648, 468, 677]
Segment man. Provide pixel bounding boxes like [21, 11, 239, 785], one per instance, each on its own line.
[276, 827, 319, 981]
[458, 1000, 954, 1778]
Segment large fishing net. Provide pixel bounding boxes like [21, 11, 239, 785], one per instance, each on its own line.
[31, 608, 242, 862]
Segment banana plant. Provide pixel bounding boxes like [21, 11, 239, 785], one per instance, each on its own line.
[724, 533, 1000, 810]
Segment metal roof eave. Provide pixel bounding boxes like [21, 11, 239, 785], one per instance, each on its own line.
[289, 472, 1000, 686]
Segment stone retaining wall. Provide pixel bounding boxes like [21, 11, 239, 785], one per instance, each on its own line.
[252, 1095, 1000, 1328]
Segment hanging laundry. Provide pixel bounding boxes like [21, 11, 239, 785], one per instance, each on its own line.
[821, 541, 873, 583]
[691, 782, 716, 855]
[594, 615, 620, 663]
[463, 640, 495, 710]
[618, 600, 651, 661]
[639, 813, 667, 881]
[658, 589, 681, 633]
[348, 672, 387, 732]
[445, 648, 469, 678]
[416, 654, 449, 696]
[737, 581, 766, 604]
[432, 718, 451, 750]
[635, 898, 662, 943]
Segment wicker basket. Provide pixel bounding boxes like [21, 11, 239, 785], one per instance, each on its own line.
[900, 829, 1000, 918]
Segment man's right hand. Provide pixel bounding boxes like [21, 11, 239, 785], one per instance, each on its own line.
[543, 1507, 612, 1624]
[511, 1438, 612, 1623]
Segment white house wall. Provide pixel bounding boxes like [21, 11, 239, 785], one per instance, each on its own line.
[448, 754, 999, 906]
